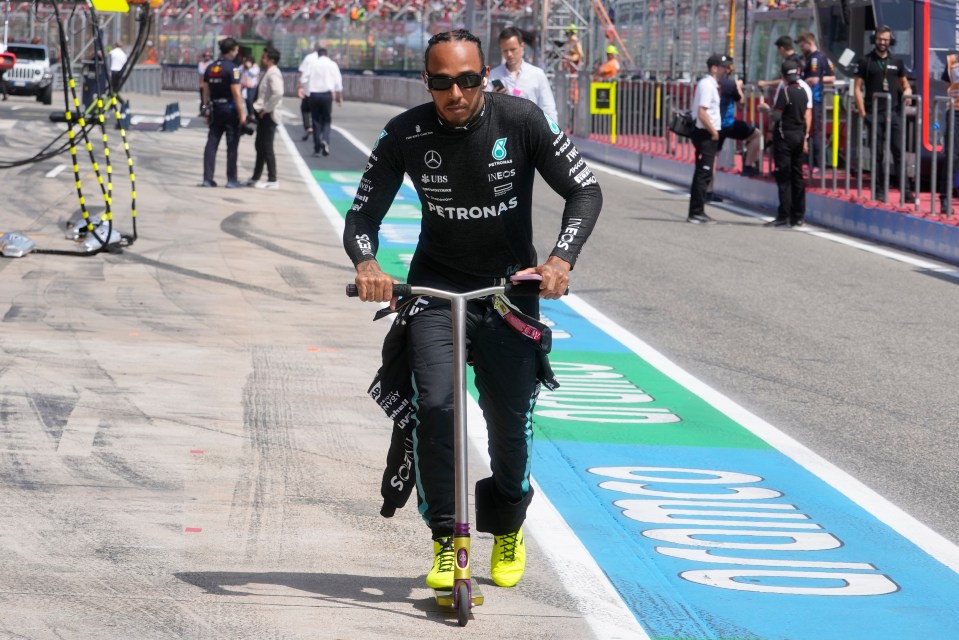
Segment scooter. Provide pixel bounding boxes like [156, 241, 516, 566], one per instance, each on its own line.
[347, 274, 545, 626]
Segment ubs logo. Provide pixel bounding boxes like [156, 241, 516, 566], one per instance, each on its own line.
[425, 150, 442, 169]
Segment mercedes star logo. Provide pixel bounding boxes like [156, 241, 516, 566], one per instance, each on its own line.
[424, 150, 442, 169]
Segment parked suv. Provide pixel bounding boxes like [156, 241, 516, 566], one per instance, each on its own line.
[2, 43, 56, 104]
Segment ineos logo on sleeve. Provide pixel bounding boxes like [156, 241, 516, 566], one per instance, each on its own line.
[424, 150, 442, 169]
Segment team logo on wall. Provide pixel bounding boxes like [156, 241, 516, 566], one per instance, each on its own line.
[425, 150, 442, 169]
[492, 138, 508, 161]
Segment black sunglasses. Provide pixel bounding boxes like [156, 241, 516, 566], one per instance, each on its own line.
[425, 70, 485, 91]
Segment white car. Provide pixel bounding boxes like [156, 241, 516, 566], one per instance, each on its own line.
[2, 43, 57, 104]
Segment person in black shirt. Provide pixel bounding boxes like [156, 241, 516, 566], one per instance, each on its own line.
[853, 26, 915, 203]
[768, 59, 811, 228]
[757, 36, 804, 92]
[200, 37, 247, 188]
[344, 29, 602, 592]
[798, 32, 835, 172]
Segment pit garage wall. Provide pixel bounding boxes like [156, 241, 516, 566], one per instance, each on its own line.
[573, 136, 959, 267]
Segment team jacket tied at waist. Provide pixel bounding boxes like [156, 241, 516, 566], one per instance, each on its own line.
[369, 294, 560, 518]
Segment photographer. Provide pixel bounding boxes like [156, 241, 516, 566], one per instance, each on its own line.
[199, 37, 246, 189]
[246, 47, 283, 190]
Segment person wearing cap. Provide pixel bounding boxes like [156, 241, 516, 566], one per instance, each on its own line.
[593, 45, 621, 81]
[687, 53, 729, 224]
[768, 59, 812, 228]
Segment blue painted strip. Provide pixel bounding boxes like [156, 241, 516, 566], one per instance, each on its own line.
[316, 168, 959, 640]
[533, 440, 959, 639]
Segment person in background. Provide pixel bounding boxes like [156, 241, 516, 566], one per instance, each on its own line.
[299, 96, 313, 141]
[298, 45, 343, 157]
[768, 58, 811, 228]
[562, 23, 583, 76]
[687, 54, 728, 224]
[108, 41, 127, 92]
[797, 32, 835, 173]
[240, 54, 260, 117]
[487, 26, 558, 123]
[197, 50, 212, 110]
[853, 26, 915, 203]
[939, 51, 959, 210]
[718, 57, 762, 179]
[593, 44, 621, 81]
[247, 46, 284, 190]
[143, 40, 158, 65]
[756, 36, 803, 92]
[199, 37, 246, 189]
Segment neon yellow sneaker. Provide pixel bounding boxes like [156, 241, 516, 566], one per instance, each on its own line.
[426, 536, 455, 589]
[491, 527, 526, 587]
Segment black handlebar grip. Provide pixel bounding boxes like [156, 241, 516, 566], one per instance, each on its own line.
[504, 281, 570, 297]
[345, 284, 413, 297]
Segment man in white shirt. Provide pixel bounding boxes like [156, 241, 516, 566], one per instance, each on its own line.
[108, 42, 128, 91]
[298, 45, 343, 157]
[487, 27, 558, 123]
[687, 53, 728, 224]
[247, 46, 285, 190]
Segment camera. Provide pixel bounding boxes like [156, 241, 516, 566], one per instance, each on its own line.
[240, 113, 257, 136]
[491, 79, 505, 91]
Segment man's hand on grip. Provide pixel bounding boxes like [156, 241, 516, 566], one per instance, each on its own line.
[355, 260, 398, 304]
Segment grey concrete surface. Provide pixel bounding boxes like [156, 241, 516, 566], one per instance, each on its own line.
[3, 89, 959, 640]
[0, 92, 604, 639]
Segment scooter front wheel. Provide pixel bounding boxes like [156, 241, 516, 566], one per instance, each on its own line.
[456, 582, 470, 626]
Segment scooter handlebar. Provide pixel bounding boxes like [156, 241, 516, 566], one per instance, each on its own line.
[345, 283, 413, 298]
[345, 281, 564, 298]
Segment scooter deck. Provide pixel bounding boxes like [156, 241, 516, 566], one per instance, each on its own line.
[433, 580, 485, 607]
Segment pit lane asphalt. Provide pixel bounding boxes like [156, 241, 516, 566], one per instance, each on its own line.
[1, 90, 957, 639]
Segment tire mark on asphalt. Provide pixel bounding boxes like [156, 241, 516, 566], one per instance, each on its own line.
[117, 252, 309, 302]
[220, 210, 354, 272]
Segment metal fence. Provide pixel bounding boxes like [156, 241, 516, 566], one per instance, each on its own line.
[586, 78, 958, 218]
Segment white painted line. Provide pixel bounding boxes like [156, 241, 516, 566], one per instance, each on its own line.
[331, 123, 372, 157]
[10, 105, 23, 111]
[278, 124, 344, 235]
[563, 292, 959, 576]
[589, 159, 959, 278]
[45, 164, 67, 178]
[466, 400, 650, 640]
[291, 124, 648, 640]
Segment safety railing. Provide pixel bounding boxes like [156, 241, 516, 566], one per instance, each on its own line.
[584, 77, 956, 220]
[930, 97, 956, 218]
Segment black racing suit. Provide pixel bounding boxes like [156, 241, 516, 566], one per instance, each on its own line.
[343, 92, 602, 538]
